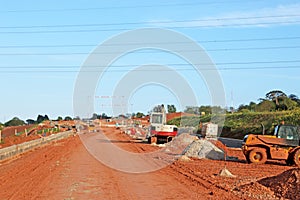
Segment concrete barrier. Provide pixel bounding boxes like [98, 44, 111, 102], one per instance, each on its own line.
[0, 131, 75, 160]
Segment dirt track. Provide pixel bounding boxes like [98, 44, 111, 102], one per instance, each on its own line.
[0, 127, 296, 200]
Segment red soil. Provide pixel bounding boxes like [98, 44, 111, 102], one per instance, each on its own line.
[0, 126, 297, 200]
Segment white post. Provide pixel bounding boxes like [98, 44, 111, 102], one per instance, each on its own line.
[15, 129, 17, 136]
[25, 128, 28, 137]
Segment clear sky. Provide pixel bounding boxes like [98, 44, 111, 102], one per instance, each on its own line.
[0, 0, 300, 122]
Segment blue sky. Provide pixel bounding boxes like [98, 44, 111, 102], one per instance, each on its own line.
[0, 0, 300, 121]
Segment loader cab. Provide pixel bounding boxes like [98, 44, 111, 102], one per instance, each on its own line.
[274, 125, 300, 146]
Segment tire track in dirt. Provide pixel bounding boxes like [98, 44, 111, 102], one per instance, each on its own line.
[100, 127, 241, 199]
[166, 162, 240, 200]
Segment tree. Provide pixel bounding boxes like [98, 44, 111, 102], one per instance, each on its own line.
[199, 106, 212, 114]
[100, 113, 108, 119]
[237, 102, 256, 112]
[136, 112, 145, 118]
[185, 106, 199, 114]
[26, 119, 36, 124]
[249, 101, 257, 111]
[237, 104, 249, 112]
[282, 97, 298, 110]
[265, 90, 287, 105]
[57, 116, 63, 121]
[91, 113, 98, 120]
[73, 116, 80, 120]
[36, 115, 49, 124]
[289, 94, 300, 105]
[64, 116, 73, 121]
[37, 115, 44, 123]
[44, 115, 49, 121]
[167, 105, 177, 113]
[229, 106, 235, 113]
[152, 104, 165, 113]
[4, 117, 25, 126]
[255, 100, 276, 112]
[211, 106, 226, 114]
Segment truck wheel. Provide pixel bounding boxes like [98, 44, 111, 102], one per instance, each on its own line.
[293, 149, 300, 167]
[248, 148, 267, 164]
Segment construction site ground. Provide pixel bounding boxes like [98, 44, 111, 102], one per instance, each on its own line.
[0, 126, 298, 200]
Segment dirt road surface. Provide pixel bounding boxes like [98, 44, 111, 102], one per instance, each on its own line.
[0, 127, 294, 200]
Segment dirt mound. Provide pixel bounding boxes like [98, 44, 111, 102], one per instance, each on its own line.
[209, 139, 228, 154]
[164, 133, 198, 154]
[183, 139, 225, 160]
[2, 125, 34, 137]
[236, 182, 277, 200]
[258, 168, 300, 199]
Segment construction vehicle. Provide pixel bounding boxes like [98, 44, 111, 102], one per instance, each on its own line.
[146, 105, 178, 144]
[242, 124, 300, 167]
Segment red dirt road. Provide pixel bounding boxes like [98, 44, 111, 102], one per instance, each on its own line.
[0, 127, 295, 200]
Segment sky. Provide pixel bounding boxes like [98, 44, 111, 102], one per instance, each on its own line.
[0, 0, 300, 122]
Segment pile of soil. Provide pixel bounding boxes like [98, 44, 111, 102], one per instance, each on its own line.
[209, 139, 228, 154]
[258, 168, 300, 199]
[183, 139, 225, 160]
[236, 182, 277, 200]
[164, 133, 198, 154]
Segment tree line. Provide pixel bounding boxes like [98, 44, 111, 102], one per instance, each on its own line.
[1, 90, 297, 128]
[1, 115, 75, 128]
[237, 90, 300, 112]
[183, 90, 300, 115]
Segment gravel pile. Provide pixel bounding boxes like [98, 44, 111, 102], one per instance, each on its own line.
[164, 133, 198, 155]
[183, 139, 225, 160]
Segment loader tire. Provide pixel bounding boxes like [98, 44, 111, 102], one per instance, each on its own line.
[248, 148, 267, 164]
[293, 149, 300, 168]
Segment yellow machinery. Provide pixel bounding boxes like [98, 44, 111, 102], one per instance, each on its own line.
[242, 125, 300, 167]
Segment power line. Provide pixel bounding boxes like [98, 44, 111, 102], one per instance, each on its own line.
[1, 14, 300, 29]
[1, 60, 300, 69]
[0, 45, 299, 56]
[0, 65, 300, 73]
[0, 1, 254, 13]
[0, 36, 300, 49]
[1, 20, 300, 34]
